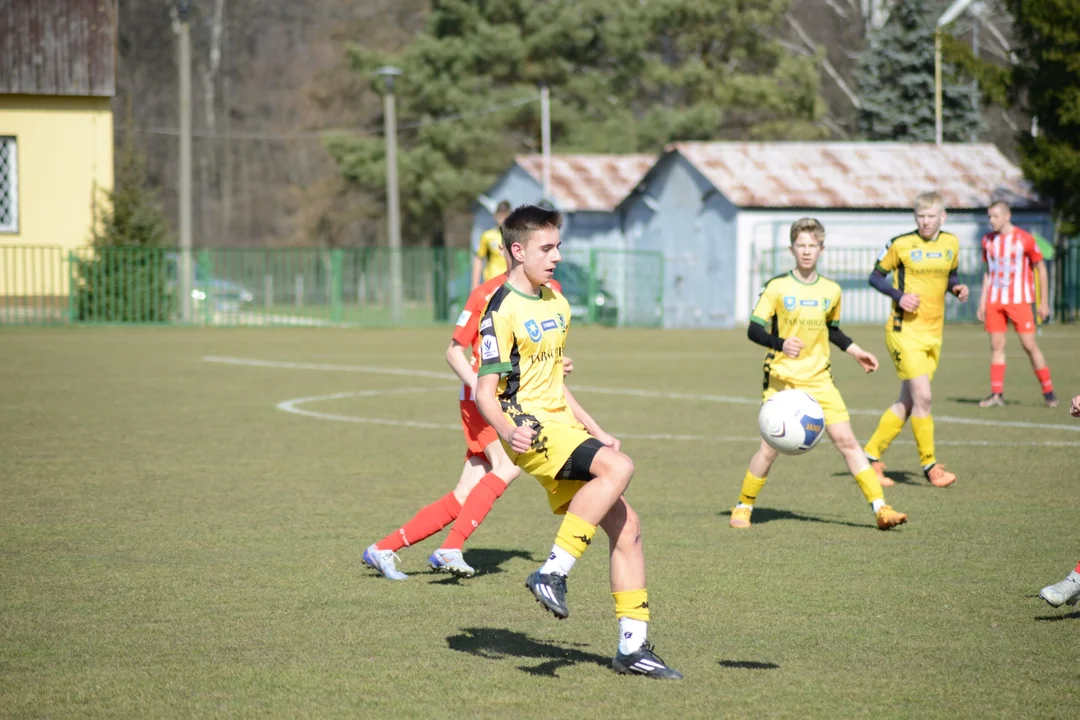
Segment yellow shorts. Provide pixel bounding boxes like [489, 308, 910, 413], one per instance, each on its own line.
[501, 417, 596, 515]
[764, 374, 849, 426]
[885, 331, 941, 381]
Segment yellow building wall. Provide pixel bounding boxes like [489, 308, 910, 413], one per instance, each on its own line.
[0, 95, 113, 297]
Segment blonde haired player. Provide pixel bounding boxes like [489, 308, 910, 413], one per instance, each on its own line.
[864, 191, 969, 488]
[976, 200, 1057, 408]
[730, 218, 908, 531]
[475, 204, 682, 680]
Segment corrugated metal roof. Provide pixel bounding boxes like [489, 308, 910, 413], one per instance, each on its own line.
[669, 142, 1040, 210]
[515, 154, 655, 211]
[0, 0, 116, 97]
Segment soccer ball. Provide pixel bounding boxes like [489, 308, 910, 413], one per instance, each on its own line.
[758, 390, 826, 455]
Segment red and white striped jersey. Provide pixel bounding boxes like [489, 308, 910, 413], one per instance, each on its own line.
[981, 227, 1043, 305]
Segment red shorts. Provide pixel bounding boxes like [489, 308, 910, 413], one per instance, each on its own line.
[985, 302, 1035, 334]
[460, 399, 498, 460]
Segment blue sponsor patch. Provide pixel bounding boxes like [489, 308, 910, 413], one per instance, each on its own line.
[783, 296, 796, 310]
[910, 250, 923, 261]
[524, 319, 542, 342]
[541, 319, 557, 331]
[926, 252, 943, 258]
[799, 299, 819, 307]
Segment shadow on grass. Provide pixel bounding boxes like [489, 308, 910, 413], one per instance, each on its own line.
[427, 548, 537, 585]
[949, 396, 1019, 407]
[828, 469, 925, 486]
[447, 627, 610, 677]
[719, 507, 868, 529]
[1034, 611, 1080, 622]
[718, 660, 780, 670]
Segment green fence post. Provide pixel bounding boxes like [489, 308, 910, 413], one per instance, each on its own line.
[67, 251, 76, 324]
[656, 251, 665, 327]
[330, 249, 344, 323]
[587, 248, 598, 324]
[198, 248, 212, 326]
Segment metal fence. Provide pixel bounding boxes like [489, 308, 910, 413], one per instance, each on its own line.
[755, 245, 985, 325]
[0, 245, 666, 328]
[1054, 237, 1080, 322]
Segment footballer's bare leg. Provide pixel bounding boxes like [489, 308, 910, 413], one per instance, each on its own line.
[1017, 331, 1057, 407]
[563, 446, 635, 525]
[829, 421, 907, 528]
[451, 456, 492, 504]
[599, 496, 645, 592]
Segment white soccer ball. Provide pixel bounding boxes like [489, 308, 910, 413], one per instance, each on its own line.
[757, 389, 826, 455]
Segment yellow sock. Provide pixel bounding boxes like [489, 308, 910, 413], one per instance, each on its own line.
[613, 589, 650, 621]
[738, 470, 767, 506]
[864, 408, 905, 459]
[554, 512, 597, 558]
[911, 415, 936, 469]
[853, 466, 885, 504]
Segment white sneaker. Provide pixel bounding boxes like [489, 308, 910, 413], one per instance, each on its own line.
[429, 548, 476, 577]
[363, 544, 408, 581]
[1039, 571, 1080, 607]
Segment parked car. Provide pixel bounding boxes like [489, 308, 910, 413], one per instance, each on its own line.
[166, 254, 255, 313]
[448, 259, 618, 326]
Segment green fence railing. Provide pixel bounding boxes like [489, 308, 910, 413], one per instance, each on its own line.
[1054, 237, 1080, 323]
[0, 245, 665, 328]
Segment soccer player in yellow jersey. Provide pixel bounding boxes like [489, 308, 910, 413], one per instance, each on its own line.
[730, 218, 908, 531]
[864, 191, 970, 488]
[471, 200, 511, 288]
[475, 204, 682, 680]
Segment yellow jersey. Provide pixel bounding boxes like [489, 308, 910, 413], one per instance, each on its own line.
[476, 227, 508, 282]
[875, 230, 960, 336]
[751, 272, 843, 384]
[477, 282, 572, 426]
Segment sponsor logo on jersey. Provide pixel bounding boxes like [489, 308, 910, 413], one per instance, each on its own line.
[481, 335, 499, 360]
[927, 252, 943, 259]
[556, 313, 567, 332]
[541, 319, 557, 331]
[455, 310, 471, 327]
[945, 249, 954, 261]
[799, 299, 819, 307]
[479, 317, 493, 331]
[524, 319, 542, 342]
[823, 297, 831, 310]
[910, 250, 923, 262]
[783, 296, 796, 310]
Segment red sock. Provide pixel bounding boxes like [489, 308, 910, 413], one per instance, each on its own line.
[441, 473, 508, 550]
[1035, 367, 1053, 394]
[990, 363, 1005, 395]
[1074, 560, 1080, 574]
[375, 493, 461, 552]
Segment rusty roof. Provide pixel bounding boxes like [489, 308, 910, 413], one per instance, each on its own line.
[514, 154, 655, 211]
[668, 142, 1040, 210]
[0, 0, 116, 97]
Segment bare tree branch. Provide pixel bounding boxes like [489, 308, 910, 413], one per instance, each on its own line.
[786, 15, 862, 109]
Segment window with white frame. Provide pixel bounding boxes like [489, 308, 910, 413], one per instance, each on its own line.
[0, 137, 17, 233]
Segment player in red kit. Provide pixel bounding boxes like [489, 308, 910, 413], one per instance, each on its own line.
[976, 201, 1057, 408]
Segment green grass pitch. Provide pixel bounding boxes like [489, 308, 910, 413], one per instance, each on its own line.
[1, 323, 1078, 718]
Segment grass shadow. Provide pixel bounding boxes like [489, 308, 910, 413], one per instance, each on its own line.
[827, 469, 925, 487]
[719, 507, 868, 529]
[718, 660, 780, 670]
[949, 396, 1019, 407]
[447, 627, 610, 677]
[1034, 611, 1080, 622]
[427, 548, 537, 585]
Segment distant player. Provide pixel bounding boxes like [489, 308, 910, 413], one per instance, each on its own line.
[976, 200, 1057, 408]
[730, 218, 908, 531]
[1038, 395, 1080, 607]
[362, 245, 566, 580]
[471, 200, 511, 289]
[863, 191, 969, 488]
[475, 204, 682, 680]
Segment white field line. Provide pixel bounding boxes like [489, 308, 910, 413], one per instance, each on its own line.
[204, 355, 1080, 434]
[276, 389, 1080, 448]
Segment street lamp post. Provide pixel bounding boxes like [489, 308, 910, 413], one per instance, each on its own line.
[178, 0, 193, 322]
[377, 66, 403, 326]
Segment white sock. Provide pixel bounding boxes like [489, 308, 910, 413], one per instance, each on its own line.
[618, 617, 648, 654]
[539, 545, 576, 576]
[736, 502, 752, 510]
[871, 499, 885, 513]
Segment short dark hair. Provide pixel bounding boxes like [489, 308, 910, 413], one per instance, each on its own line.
[495, 200, 512, 214]
[501, 205, 563, 252]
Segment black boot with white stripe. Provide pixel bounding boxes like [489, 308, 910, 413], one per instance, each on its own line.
[525, 571, 569, 619]
[612, 642, 683, 680]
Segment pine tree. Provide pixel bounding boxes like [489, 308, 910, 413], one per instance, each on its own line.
[74, 139, 175, 321]
[856, 0, 984, 142]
